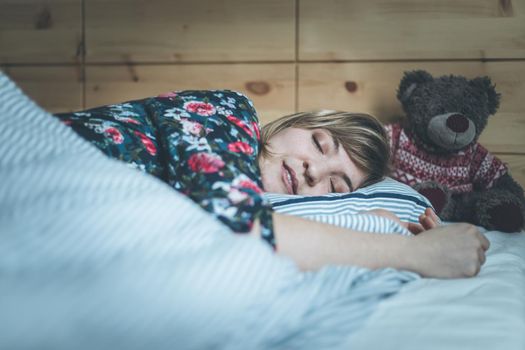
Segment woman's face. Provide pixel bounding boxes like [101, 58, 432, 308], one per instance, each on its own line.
[259, 127, 367, 195]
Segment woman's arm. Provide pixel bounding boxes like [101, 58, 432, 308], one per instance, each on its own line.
[267, 212, 489, 278]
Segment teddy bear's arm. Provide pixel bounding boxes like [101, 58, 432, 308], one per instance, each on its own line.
[470, 174, 525, 232]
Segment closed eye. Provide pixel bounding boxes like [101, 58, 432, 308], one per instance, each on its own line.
[312, 135, 323, 153]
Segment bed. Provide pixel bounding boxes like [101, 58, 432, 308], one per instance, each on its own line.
[1, 71, 524, 350]
[345, 227, 525, 350]
[265, 174, 525, 350]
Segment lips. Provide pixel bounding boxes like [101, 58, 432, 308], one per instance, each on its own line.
[281, 162, 298, 195]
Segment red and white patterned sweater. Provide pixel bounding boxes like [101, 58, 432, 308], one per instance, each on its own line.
[385, 123, 508, 194]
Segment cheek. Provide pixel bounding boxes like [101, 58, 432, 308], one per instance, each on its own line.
[259, 156, 280, 192]
[298, 185, 325, 196]
[259, 165, 270, 190]
[267, 131, 308, 157]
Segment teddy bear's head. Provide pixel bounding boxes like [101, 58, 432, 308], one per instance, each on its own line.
[397, 70, 501, 154]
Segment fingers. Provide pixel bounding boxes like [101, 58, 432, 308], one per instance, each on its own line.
[406, 222, 425, 235]
[469, 225, 489, 273]
[478, 232, 490, 251]
[399, 220, 423, 235]
[407, 208, 441, 234]
[418, 209, 439, 231]
[478, 248, 486, 265]
[426, 208, 441, 225]
[419, 215, 435, 230]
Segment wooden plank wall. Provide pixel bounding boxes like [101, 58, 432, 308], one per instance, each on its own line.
[1, 0, 524, 186]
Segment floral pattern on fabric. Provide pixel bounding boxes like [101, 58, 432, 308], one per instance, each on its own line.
[54, 90, 275, 247]
[56, 102, 165, 178]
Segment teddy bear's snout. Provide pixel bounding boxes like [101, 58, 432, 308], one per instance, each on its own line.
[445, 113, 469, 133]
[427, 112, 476, 151]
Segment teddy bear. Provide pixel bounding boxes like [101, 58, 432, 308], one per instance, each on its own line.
[385, 70, 525, 232]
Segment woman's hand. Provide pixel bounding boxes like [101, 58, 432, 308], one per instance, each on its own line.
[407, 207, 440, 234]
[356, 210, 488, 277]
[405, 223, 490, 278]
[360, 207, 440, 234]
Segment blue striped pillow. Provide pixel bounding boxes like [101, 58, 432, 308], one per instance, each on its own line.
[264, 177, 433, 234]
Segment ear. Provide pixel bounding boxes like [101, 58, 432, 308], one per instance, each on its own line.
[470, 77, 501, 115]
[397, 70, 434, 102]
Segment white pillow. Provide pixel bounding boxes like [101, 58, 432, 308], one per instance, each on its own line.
[264, 177, 433, 234]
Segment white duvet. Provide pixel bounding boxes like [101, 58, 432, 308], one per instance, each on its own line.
[0, 71, 417, 349]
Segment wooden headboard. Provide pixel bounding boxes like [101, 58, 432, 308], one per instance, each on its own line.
[1, 0, 524, 186]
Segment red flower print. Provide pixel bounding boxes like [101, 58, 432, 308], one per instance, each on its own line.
[252, 121, 261, 140]
[157, 91, 178, 98]
[237, 179, 263, 194]
[105, 127, 124, 144]
[188, 152, 225, 173]
[133, 131, 157, 156]
[227, 141, 254, 155]
[227, 115, 253, 136]
[124, 118, 141, 125]
[183, 101, 216, 116]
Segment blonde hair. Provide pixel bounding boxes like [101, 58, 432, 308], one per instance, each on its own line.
[260, 110, 391, 188]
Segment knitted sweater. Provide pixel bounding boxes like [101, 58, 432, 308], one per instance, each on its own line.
[385, 123, 508, 194]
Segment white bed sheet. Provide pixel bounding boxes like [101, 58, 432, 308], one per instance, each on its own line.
[344, 229, 525, 350]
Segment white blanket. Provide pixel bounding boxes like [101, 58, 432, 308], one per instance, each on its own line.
[0, 72, 418, 349]
[343, 228, 525, 350]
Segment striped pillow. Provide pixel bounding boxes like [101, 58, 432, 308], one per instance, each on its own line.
[264, 177, 433, 235]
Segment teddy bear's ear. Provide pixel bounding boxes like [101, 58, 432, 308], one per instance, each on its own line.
[397, 70, 434, 102]
[470, 77, 501, 115]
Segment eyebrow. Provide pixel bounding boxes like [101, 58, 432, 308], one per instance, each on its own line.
[330, 134, 353, 192]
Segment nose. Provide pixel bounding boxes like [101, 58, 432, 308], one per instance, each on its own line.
[446, 113, 469, 133]
[303, 159, 327, 187]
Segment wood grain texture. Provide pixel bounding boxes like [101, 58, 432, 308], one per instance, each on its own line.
[85, 64, 295, 123]
[0, 0, 82, 64]
[1, 66, 83, 112]
[298, 61, 525, 153]
[1, 0, 524, 177]
[299, 0, 525, 60]
[499, 154, 525, 188]
[85, 0, 295, 63]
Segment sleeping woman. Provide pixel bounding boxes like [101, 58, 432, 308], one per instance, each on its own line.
[54, 90, 489, 278]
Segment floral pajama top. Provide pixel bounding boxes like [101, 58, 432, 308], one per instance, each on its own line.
[54, 90, 275, 247]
